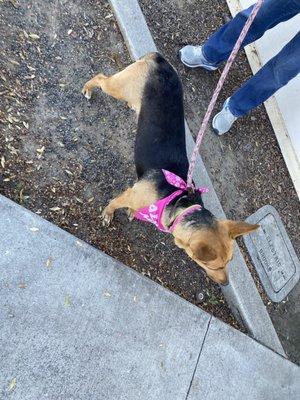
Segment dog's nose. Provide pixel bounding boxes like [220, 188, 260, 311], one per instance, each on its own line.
[219, 270, 229, 286]
[220, 280, 230, 287]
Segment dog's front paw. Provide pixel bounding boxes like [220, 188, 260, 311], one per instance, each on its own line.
[82, 74, 107, 100]
[102, 206, 115, 226]
[126, 208, 135, 222]
[82, 83, 92, 100]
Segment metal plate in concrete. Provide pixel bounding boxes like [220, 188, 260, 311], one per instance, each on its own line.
[187, 318, 300, 400]
[244, 205, 300, 302]
[0, 195, 210, 400]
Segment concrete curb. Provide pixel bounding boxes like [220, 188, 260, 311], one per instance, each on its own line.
[108, 0, 285, 356]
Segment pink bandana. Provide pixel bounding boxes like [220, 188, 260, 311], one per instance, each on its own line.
[134, 170, 209, 233]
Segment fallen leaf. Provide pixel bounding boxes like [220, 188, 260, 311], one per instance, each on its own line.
[9, 59, 20, 66]
[7, 144, 18, 155]
[9, 0, 20, 9]
[19, 188, 24, 202]
[64, 295, 72, 306]
[18, 283, 27, 289]
[29, 33, 40, 39]
[9, 378, 16, 391]
[45, 257, 53, 268]
[36, 146, 45, 154]
[49, 207, 61, 212]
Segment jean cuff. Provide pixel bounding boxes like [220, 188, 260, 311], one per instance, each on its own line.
[228, 98, 244, 118]
[202, 44, 220, 67]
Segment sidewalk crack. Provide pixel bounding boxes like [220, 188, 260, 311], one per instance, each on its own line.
[185, 316, 212, 400]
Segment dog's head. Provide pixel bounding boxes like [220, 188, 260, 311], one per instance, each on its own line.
[175, 220, 259, 284]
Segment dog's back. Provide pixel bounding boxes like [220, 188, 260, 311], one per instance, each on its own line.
[134, 53, 189, 180]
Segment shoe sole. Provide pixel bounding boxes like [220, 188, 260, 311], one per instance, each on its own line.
[212, 114, 224, 136]
[178, 50, 218, 71]
[212, 99, 236, 135]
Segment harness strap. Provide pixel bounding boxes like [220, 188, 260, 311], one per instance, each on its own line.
[134, 170, 209, 233]
[168, 204, 202, 233]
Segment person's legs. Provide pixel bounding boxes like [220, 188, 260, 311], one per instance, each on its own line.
[204, 0, 300, 65]
[230, 31, 300, 117]
[213, 31, 300, 134]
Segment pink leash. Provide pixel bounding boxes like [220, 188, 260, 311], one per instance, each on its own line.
[186, 0, 264, 189]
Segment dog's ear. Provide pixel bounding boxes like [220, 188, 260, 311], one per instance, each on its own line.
[223, 220, 259, 239]
[190, 241, 217, 262]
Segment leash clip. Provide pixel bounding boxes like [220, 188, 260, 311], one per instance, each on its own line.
[187, 186, 195, 197]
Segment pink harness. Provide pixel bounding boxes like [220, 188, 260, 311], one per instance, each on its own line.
[135, 170, 209, 233]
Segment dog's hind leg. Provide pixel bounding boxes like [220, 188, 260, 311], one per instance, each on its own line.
[82, 54, 155, 113]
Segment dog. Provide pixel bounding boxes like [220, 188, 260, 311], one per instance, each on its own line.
[82, 52, 259, 285]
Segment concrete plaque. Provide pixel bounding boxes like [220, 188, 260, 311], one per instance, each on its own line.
[244, 205, 300, 302]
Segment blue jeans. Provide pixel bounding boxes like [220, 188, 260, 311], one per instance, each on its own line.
[203, 0, 300, 117]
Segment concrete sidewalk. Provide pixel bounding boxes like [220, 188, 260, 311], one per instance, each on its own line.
[0, 195, 299, 400]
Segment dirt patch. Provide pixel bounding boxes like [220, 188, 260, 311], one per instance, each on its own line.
[0, 0, 239, 328]
[139, 0, 300, 363]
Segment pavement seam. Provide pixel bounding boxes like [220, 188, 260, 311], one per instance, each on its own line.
[185, 316, 212, 400]
[108, 0, 284, 356]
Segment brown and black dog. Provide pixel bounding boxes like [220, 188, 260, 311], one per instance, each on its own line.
[82, 52, 259, 285]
